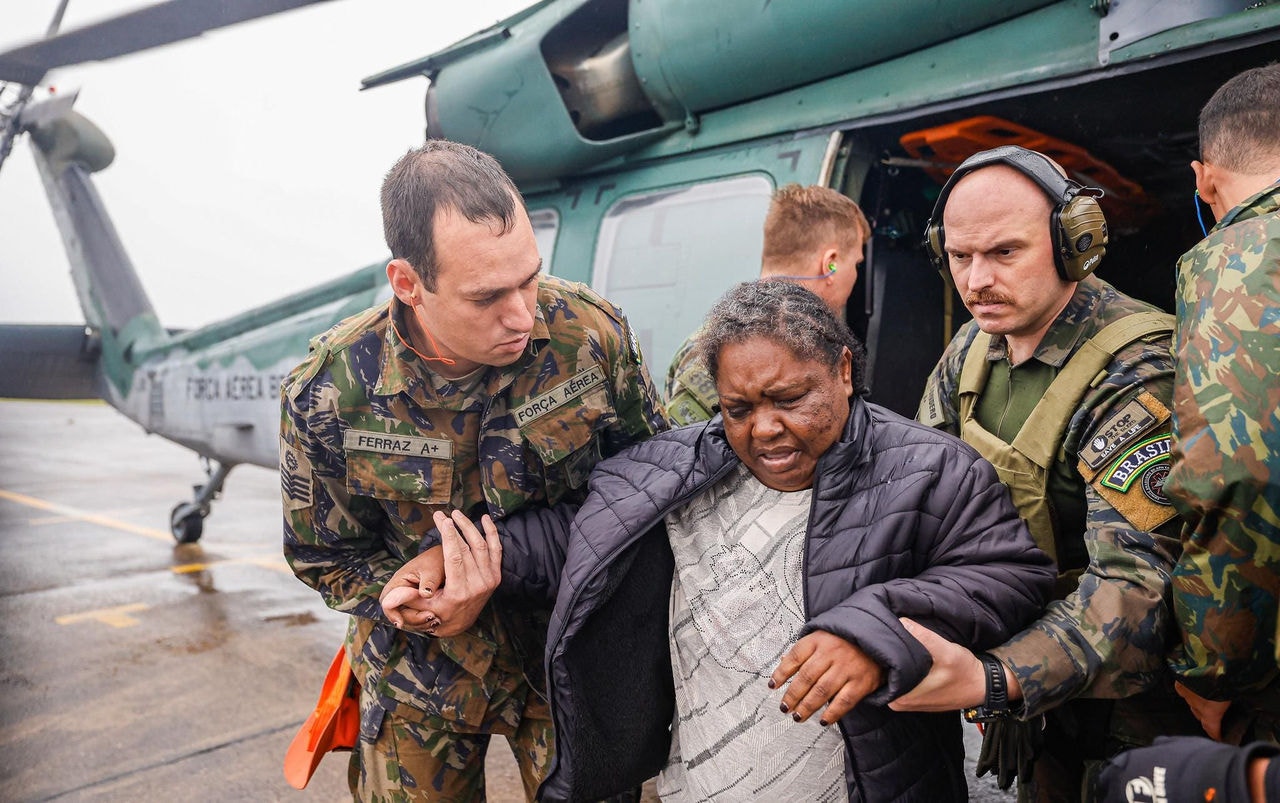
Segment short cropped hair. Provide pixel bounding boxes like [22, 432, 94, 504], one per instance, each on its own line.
[380, 140, 523, 290]
[1199, 63, 1280, 173]
[761, 184, 871, 265]
[698, 281, 868, 395]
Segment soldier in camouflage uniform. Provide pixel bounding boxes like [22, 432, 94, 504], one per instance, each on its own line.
[664, 184, 869, 424]
[896, 146, 1202, 802]
[1165, 63, 1280, 744]
[280, 140, 667, 802]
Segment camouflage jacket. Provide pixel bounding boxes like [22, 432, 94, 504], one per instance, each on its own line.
[280, 275, 667, 732]
[1166, 183, 1280, 702]
[664, 327, 719, 426]
[918, 275, 1183, 717]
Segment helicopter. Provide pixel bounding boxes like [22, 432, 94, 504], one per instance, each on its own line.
[3, 0, 1278, 543]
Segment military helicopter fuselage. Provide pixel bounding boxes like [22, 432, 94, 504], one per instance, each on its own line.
[7, 0, 1280, 541]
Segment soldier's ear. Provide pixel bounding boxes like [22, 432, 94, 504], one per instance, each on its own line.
[1191, 160, 1222, 221]
[387, 259, 422, 306]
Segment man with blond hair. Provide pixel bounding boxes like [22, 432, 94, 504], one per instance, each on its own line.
[664, 183, 870, 424]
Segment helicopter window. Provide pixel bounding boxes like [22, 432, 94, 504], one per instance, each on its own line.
[528, 208, 560, 270]
[591, 174, 773, 373]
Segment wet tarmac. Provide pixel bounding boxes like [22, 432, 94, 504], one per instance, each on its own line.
[0, 399, 1011, 802]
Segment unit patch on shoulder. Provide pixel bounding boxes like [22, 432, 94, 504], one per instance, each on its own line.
[1100, 435, 1172, 497]
[1079, 429, 1176, 531]
[280, 441, 313, 511]
[1078, 391, 1169, 471]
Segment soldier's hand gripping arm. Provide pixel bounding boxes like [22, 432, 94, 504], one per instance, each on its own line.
[380, 510, 502, 637]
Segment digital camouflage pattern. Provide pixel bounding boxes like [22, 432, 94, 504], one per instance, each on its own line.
[664, 327, 719, 426]
[918, 275, 1185, 715]
[281, 274, 667, 793]
[1166, 184, 1280, 707]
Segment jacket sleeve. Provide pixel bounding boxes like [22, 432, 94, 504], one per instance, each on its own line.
[404, 501, 578, 608]
[803, 452, 1055, 705]
[494, 503, 579, 606]
[1165, 214, 1280, 699]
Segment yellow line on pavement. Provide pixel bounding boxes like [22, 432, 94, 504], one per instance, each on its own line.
[0, 488, 293, 575]
[55, 602, 150, 628]
[0, 488, 172, 543]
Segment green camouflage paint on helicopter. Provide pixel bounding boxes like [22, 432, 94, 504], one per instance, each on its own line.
[280, 275, 666, 774]
[1167, 183, 1280, 714]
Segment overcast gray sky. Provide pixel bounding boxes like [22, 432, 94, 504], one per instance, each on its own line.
[0, 0, 533, 328]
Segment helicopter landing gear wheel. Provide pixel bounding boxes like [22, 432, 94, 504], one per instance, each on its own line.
[169, 459, 233, 545]
[170, 503, 205, 544]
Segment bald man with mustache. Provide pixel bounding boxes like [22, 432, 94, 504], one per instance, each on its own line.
[902, 146, 1203, 802]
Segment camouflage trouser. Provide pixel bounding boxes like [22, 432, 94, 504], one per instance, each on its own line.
[349, 682, 553, 803]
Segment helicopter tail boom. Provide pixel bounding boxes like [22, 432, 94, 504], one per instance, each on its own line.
[28, 107, 168, 395]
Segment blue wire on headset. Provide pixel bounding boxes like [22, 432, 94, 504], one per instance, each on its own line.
[1194, 189, 1209, 237]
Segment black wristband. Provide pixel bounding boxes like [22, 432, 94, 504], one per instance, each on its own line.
[963, 652, 1014, 722]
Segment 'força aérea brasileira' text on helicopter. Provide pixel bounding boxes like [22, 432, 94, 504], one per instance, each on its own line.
[2, 0, 1278, 542]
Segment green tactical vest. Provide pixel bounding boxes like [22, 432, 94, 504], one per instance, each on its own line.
[957, 312, 1173, 595]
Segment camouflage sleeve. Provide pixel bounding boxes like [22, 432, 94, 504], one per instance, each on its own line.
[665, 329, 718, 426]
[664, 332, 695, 399]
[603, 309, 670, 452]
[280, 372, 401, 623]
[915, 324, 973, 435]
[1166, 218, 1280, 699]
[992, 365, 1183, 717]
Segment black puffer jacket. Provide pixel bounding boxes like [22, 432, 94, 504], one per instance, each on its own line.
[497, 397, 1054, 802]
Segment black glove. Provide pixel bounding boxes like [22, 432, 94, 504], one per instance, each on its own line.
[975, 715, 1044, 790]
[1095, 736, 1280, 803]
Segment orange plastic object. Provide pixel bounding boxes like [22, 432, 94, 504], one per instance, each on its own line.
[901, 115, 1157, 229]
[283, 646, 360, 789]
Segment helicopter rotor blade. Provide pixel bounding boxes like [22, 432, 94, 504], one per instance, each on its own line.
[0, 0, 334, 85]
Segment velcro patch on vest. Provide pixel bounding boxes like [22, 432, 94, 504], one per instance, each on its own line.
[918, 380, 950, 429]
[513, 367, 606, 426]
[343, 430, 454, 460]
[280, 442, 313, 511]
[1078, 391, 1168, 471]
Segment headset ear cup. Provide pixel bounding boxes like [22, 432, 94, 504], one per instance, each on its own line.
[925, 221, 948, 276]
[1054, 195, 1108, 281]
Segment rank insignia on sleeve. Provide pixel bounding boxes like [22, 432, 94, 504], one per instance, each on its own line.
[627, 322, 644, 367]
[281, 442, 313, 510]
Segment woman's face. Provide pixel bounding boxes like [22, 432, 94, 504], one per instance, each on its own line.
[715, 335, 853, 491]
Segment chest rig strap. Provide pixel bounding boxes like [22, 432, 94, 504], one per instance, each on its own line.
[956, 311, 1172, 569]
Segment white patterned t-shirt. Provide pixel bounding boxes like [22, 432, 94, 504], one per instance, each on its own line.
[658, 463, 848, 803]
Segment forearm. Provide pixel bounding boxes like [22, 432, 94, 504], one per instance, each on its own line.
[286, 518, 404, 621]
[1171, 523, 1280, 697]
[993, 518, 1180, 717]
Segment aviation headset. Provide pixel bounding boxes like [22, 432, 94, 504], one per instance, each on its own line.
[923, 145, 1109, 283]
